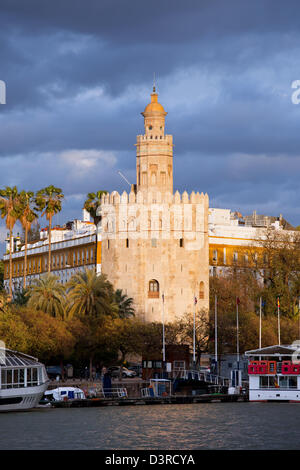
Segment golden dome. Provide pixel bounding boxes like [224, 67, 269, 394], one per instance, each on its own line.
[142, 88, 167, 115]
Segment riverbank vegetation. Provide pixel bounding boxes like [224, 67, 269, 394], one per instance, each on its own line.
[0, 186, 300, 369]
[0, 259, 300, 370]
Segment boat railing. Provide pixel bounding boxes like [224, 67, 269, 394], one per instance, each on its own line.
[173, 369, 230, 387]
[141, 387, 153, 398]
[99, 387, 128, 398]
[248, 360, 300, 375]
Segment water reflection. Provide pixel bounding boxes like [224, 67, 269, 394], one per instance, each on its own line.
[1, 403, 300, 449]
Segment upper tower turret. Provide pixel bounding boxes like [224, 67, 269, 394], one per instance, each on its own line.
[136, 88, 173, 198]
[142, 86, 167, 138]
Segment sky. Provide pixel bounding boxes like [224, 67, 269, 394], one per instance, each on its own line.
[1, 0, 300, 253]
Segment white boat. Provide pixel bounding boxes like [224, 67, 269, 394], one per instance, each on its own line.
[44, 386, 86, 402]
[0, 347, 49, 411]
[245, 344, 300, 402]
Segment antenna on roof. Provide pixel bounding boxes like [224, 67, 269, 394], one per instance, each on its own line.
[117, 170, 131, 187]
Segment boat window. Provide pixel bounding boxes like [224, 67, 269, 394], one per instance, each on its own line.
[27, 367, 38, 387]
[1, 369, 7, 389]
[289, 377, 297, 388]
[259, 376, 268, 388]
[0, 369, 26, 389]
[268, 376, 276, 388]
[260, 375, 298, 389]
[11, 368, 25, 388]
[279, 376, 288, 388]
[19, 369, 25, 386]
[38, 367, 43, 384]
[6, 369, 13, 389]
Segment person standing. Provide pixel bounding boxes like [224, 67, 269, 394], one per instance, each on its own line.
[102, 367, 112, 397]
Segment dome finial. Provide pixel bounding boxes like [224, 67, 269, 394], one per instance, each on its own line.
[153, 72, 156, 93]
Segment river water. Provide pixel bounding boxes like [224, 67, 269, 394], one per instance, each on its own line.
[1, 402, 300, 450]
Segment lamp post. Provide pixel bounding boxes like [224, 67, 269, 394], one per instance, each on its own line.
[236, 297, 240, 371]
[215, 295, 218, 374]
[277, 297, 281, 345]
[162, 292, 165, 363]
[193, 294, 197, 367]
[259, 297, 262, 349]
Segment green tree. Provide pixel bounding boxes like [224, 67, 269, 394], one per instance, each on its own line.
[15, 307, 75, 364]
[0, 309, 30, 352]
[84, 190, 108, 226]
[12, 288, 29, 306]
[257, 229, 300, 317]
[102, 317, 146, 378]
[0, 186, 21, 298]
[114, 289, 135, 318]
[67, 269, 117, 376]
[27, 274, 66, 318]
[84, 190, 108, 272]
[18, 190, 38, 289]
[67, 269, 116, 319]
[35, 185, 64, 273]
[174, 310, 209, 366]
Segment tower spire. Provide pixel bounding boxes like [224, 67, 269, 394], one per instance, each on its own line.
[136, 89, 173, 197]
[153, 72, 156, 93]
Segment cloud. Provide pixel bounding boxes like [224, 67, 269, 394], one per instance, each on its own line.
[0, 148, 118, 194]
[1, 0, 300, 255]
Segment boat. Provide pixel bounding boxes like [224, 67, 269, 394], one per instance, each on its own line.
[245, 344, 300, 402]
[0, 347, 49, 411]
[43, 386, 86, 402]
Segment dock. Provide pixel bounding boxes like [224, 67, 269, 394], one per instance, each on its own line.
[50, 393, 248, 408]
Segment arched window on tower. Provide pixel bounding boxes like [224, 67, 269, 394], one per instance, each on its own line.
[199, 281, 205, 300]
[148, 279, 159, 298]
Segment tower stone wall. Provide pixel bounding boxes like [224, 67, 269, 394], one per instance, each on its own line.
[100, 89, 209, 322]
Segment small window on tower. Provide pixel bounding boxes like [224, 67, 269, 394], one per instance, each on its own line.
[149, 125, 152, 130]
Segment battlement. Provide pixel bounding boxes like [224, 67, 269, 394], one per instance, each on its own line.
[100, 190, 209, 206]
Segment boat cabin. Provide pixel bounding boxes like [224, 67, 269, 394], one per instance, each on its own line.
[245, 344, 300, 402]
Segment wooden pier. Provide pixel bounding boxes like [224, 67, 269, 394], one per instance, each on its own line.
[50, 393, 248, 408]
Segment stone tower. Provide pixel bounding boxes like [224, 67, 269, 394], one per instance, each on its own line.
[136, 87, 173, 198]
[100, 88, 209, 323]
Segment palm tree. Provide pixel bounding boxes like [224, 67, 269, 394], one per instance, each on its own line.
[67, 269, 116, 319]
[114, 289, 135, 318]
[35, 186, 64, 274]
[67, 269, 116, 378]
[84, 190, 108, 272]
[19, 191, 38, 289]
[27, 274, 66, 318]
[0, 186, 21, 298]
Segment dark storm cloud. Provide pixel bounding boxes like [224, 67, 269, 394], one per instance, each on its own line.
[1, 0, 300, 249]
